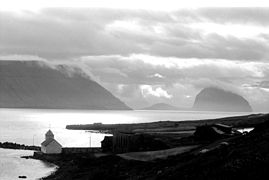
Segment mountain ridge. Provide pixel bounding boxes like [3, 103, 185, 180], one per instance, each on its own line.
[0, 60, 131, 110]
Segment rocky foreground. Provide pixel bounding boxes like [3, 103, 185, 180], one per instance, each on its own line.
[38, 113, 269, 180]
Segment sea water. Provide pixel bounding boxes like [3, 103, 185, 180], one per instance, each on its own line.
[0, 148, 57, 180]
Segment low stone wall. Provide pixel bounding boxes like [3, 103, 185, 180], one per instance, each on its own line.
[62, 147, 101, 154]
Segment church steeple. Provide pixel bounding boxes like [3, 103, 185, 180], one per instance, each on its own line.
[45, 129, 54, 140]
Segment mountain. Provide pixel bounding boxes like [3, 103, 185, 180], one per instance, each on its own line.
[193, 87, 252, 112]
[0, 61, 131, 110]
[142, 103, 179, 110]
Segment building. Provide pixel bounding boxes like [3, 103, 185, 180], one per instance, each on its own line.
[194, 123, 236, 140]
[101, 131, 168, 153]
[101, 136, 113, 152]
[112, 131, 137, 153]
[41, 129, 62, 154]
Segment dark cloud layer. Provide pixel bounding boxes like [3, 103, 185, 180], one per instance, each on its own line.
[1, 8, 269, 60]
[198, 8, 269, 26]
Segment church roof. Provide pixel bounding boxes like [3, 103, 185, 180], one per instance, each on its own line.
[46, 129, 54, 136]
[41, 138, 62, 147]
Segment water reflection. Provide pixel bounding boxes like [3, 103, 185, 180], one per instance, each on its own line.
[237, 127, 254, 133]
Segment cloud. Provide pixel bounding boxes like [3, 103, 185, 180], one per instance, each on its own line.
[140, 85, 172, 99]
[246, 81, 269, 89]
[149, 73, 164, 78]
[74, 53, 269, 110]
[0, 54, 46, 61]
[2, 8, 269, 61]
[259, 81, 269, 89]
[197, 8, 269, 26]
[78, 54, 269, 84]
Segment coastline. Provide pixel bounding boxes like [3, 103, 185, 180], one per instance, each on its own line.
[1, 113, 268, 179]
[0, 143, 58, 179]
[0, 141, 40, 151]
[0, 147, 57, 180]
[36, 113, 269, 179]
[66, 113, 268, 133]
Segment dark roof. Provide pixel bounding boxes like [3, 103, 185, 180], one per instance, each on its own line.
[213, 123, 232, 129]
[114, 131, 135, 135]
[212, 127, 225, 135]
[194, 124, 233, 140]
[45, 129, 54, 136]
[41, 138, 61, 147]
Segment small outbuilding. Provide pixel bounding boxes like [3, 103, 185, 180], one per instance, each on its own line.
[41, 130, 62, 154]
[194, 123, 235, 140]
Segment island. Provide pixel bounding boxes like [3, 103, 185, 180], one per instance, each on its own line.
[193, 87, 252, 112]
[141, 103, 180, 110]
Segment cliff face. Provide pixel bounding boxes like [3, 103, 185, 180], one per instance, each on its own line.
[0, 61, 131, 110]
[193, 87, 252, 112]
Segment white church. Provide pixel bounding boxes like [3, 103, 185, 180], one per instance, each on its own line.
[41, 129, 62, 154]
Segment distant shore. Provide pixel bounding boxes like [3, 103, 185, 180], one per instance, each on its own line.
[66, 113, 268, 133]
[0, 141, 40, 151]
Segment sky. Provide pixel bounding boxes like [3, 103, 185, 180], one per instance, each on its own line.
[0, 0, 269, 111]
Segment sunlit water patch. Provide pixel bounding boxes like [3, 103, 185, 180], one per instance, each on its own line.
[237, 127, 254, 133]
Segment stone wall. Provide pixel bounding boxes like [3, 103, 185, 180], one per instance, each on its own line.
[62, 147, 101, 154]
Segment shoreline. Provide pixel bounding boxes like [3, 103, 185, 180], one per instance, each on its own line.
[0, 147, 57, 180]
[21, 154, 59, 180]
[0, 141, 40, 151]
[66, 113, 268, 133]
[2, 113, 268, 179]
[42, 113, 269, 179]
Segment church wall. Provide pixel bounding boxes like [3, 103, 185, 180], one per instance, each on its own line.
[41, 145, 47, 153]
[44, 141, 62, 154]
